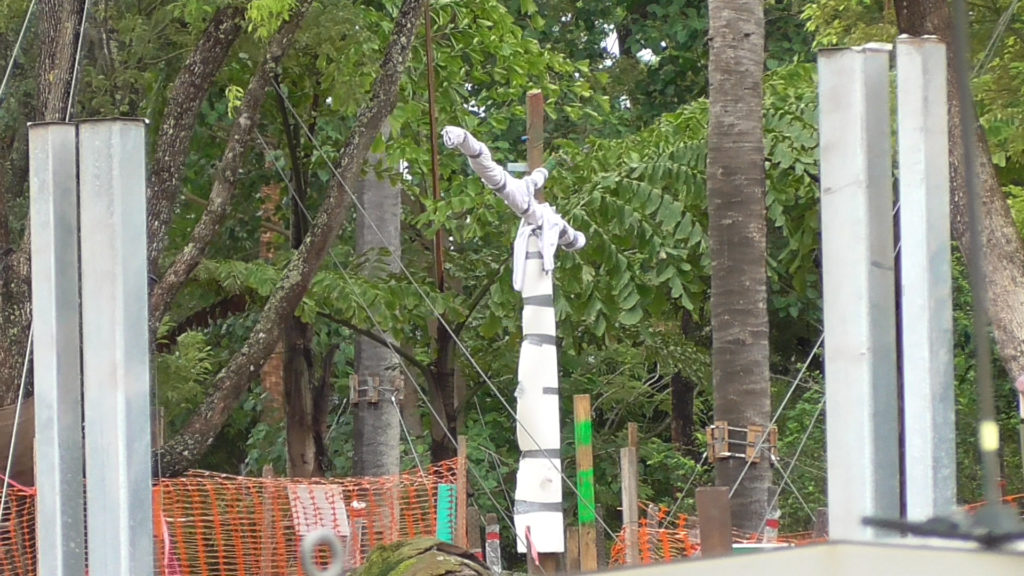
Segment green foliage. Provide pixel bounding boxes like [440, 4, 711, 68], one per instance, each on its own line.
[246, 0, 298, 40]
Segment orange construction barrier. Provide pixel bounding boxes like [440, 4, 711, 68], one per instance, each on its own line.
[0, 458, 459, 575]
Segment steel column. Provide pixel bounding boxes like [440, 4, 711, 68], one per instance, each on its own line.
[28, 121, 86, 576]
[77, 118, 153, 576]
[818, 45, 901, 541]
[896, 35, 956, 522]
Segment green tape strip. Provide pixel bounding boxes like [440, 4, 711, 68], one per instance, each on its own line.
[575, 420, 592, 446]
[436, 483, 456, 543]
[577, 469, 596, 524]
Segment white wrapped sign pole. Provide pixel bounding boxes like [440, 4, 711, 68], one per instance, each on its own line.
[443, 125, 585, 555]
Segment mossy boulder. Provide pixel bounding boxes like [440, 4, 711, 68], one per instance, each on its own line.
[351, 538, 492, 576]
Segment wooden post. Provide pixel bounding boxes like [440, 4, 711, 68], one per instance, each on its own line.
[695, 487, 732, 558]
[620, 447, 639, 565]
[627, 422, 639, 451]
[526, 89, 545, 201]
[524, 88, 559, 574]
[467, 507, 483, 561]
[456, 435, 468, 548]
[595, 505, 607, 568]
[813, 507, 830, 539]
[485, 513, 502, 573]
[565, 527, 580, 573]
[573, 395, 599, 572]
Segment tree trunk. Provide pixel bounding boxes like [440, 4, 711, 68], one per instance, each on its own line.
[670, 372, 698, 457]
[429, 326, 458, 464]
[894, 0, 1024, 385]
[353, 138, 403, 477]
[0, 0, 85, 403]
[282, 135, 325, 477]
[706, 0, 772, 533]
[156, 0, 429, 476]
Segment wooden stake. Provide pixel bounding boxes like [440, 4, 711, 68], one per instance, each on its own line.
[695, 487, 732, 558]
[573, 395, 599, 572]
[813, 507, 830, 539]
[467, 506, 483, 561]
[620, 447, 639, 565]
[627, 422, 639, 451]
[456, 435, 468, 548]
[565, 526, 580, 573]
[484, 513, 502, 573]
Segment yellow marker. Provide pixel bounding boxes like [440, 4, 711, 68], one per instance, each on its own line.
[979, 420, 1000, 452]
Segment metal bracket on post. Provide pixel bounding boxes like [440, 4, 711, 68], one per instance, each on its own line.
[349, 374, 404, 404]
[705, 421, 777, 464]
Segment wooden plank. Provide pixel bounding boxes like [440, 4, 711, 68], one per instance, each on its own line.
[467, 506, 483, 561]
[595, 505, 608, 568]
[695, 487, 732, 558]
[565, 526, 580, 573]
[456, 435, 468, 548]
[746, 425, 763, 463]
[573, 395, 598, 572]
[627, 422, 639, 451]
[621, 447, 639, 565]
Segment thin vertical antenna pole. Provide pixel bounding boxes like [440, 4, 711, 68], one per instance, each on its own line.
[424, 0, 445, 293]
[951, 0, 1003, 511]
[28, 121, 85, 576]
[818, 45, 900, 541]
[78, 118, 154, 576]
[895, 35, 956, 521]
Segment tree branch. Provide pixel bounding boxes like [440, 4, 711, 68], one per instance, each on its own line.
[156, 0, 430, 476]
[321, 312, 432, 383]
[148, 2, 313, 339]
[146, 6, 246, 275]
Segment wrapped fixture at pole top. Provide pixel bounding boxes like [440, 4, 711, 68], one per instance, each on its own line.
[441, 126, 585, 291]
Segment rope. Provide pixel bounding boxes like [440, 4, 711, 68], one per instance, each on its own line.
[0, 0, 36, 108]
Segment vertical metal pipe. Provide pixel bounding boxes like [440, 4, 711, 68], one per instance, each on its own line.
[895, 35, 956, 521]
[28, 121, 85, 576]
[818, 45, 901, 541]
[77, 118, 153, 576]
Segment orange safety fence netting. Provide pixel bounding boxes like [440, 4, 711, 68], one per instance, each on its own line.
[608, 501, 829, 566]
[0, 458, 460, 575]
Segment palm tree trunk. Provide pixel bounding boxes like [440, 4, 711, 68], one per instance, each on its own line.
[706, 0, 772, 534]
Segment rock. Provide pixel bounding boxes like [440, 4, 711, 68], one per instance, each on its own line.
[352, 538, 492, 576]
